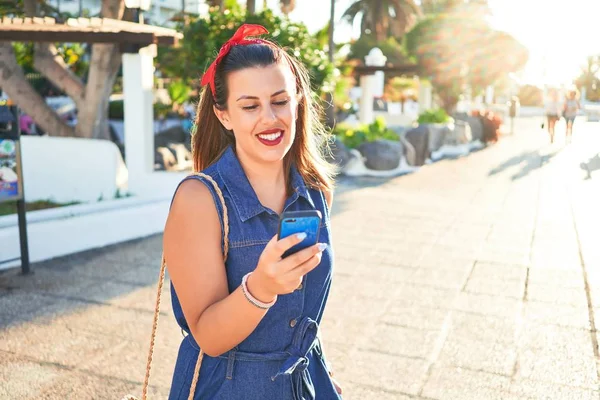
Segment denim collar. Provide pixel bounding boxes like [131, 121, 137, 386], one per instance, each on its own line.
[217, 146, 315, 222]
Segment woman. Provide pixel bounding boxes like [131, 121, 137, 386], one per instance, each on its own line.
[563, 89, 581, 143]
[163, 25, 343, 399]
[544, 89, 561, 143]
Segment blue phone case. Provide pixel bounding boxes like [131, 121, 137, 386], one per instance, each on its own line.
[277, 210, 322, 258]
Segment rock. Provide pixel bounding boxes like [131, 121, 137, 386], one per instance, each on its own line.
[154, 144, 193, 171]
[389, 126, 409, 137]
[452, 112, 469, 121]
[168, 143, 193, 170]
[155, 147, 177, 171]
[444, 120, 472, 146]
[357, 139, 403, 171]
[342, 149, 366, 175]
[155, 125, 190, 151]
[427, 124, 450, 152]
[328, 136, 351, 168]
[404, 125, 430, 166]
[465, 116, 484, 141]
[480, 112, 501, 142]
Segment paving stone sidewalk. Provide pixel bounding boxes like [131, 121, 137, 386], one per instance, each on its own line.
[1, 118, 599, 399]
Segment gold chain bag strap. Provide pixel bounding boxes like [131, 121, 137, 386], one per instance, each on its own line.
[122, 172, 229, 400]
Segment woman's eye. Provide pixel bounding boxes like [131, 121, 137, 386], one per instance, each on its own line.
[273, 99, 290, 106]
[242, 105, 258, 111]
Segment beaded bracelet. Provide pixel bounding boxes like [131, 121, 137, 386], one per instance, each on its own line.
[241, 272, 277, 310]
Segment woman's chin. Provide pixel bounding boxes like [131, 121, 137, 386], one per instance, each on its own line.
[254, 139, 292, 162]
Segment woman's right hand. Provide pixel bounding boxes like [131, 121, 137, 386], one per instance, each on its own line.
[246, 233, 327, 303]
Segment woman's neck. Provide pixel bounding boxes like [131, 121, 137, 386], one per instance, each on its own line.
[236, 148, 288, 213]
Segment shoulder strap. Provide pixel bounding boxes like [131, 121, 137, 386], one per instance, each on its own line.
[141, 172, 229, 400]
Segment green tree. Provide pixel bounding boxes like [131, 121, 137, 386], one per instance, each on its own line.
[12, 42, 88, 76]
[0, 0, 126, 139]
[348, 35, 409, 66]
[247, 0, 256, 14]
[405, 14, 528, 112]
[157, 7, 335, 98]
[342, 0, 422, 42]
[420, 0, 489, 15]
[575, 56, 600, 102]
[207, 0, 225, 8]
[517, 84, 543, 107]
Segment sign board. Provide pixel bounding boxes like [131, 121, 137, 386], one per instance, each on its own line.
[0, 102, 24, 202]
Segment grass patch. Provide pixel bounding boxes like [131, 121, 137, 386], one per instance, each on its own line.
[0, 200, 80, 217]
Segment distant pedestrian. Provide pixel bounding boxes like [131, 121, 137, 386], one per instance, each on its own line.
[563, 89, 581, 144]
[544, 89, 561, 143]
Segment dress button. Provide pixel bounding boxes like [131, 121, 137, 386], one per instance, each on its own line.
[289, 319, 297, 328]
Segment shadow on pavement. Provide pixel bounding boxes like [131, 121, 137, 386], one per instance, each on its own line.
[0, 235, 165, 330]
[488, 148, 561, 181]
[580, 153, 600, 180]
[0, 172, 394, 329]
[332, 174, 399, 217]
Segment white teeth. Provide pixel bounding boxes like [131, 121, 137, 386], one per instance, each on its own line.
[258, 131, 282, 141]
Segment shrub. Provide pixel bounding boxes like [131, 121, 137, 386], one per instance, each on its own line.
[334, 117, 399, 149]
[417, 108, 451, 124]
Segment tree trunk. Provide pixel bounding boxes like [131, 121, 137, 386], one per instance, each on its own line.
[8, 0, 126, 140]
[0, 43, 74, 137]
[23, 0, 37, 15]
[374, 1, 385, 42]
[75, 0, 124, 139]
[76, 43, 121, 139]
[247, 0, 256, 14]
[438, 88, 460, 114]
[208, 0, 224, 7]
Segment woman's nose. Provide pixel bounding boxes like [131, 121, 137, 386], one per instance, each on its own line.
[261, 104, 277, 122]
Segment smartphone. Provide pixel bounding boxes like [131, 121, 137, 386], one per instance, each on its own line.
[277, 210, 322, 258]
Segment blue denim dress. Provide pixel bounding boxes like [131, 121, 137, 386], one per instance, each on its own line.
[168, 146, 341, 400]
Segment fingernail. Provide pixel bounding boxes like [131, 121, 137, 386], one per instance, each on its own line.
[296, 232, 307, 240]
[317, 243, 328, 251]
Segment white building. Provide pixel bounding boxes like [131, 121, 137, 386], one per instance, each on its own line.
[45, 0, 210, 27]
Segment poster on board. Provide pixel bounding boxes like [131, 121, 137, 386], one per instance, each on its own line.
[0, 102, 23, 202]
[0, 138, 20, 201]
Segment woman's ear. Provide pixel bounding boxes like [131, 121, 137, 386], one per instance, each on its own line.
[213, 106, 233, 131]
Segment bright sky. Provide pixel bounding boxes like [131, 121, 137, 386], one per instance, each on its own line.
[263, 0, 600, 87]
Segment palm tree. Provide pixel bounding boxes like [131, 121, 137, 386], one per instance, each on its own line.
[420, 0, 460, 14]
[342, 0, 421, 42]
[575, 56, 600, 101]
[207, 0, 225, 8]
[247, 0, 256, 14]
[280, 0, 296, 15]
[420, 0, 490, 15]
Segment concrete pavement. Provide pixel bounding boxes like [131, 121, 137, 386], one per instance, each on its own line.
[1, 117, 599, 399]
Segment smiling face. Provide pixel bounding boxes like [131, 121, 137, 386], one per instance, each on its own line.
[213, 62, 300, 165]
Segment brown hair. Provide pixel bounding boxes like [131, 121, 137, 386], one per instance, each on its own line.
[191, 40, 336, 192]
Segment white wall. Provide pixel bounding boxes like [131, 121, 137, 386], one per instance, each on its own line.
[0, 197, 170, 271]
[20, 135, 128, 203]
